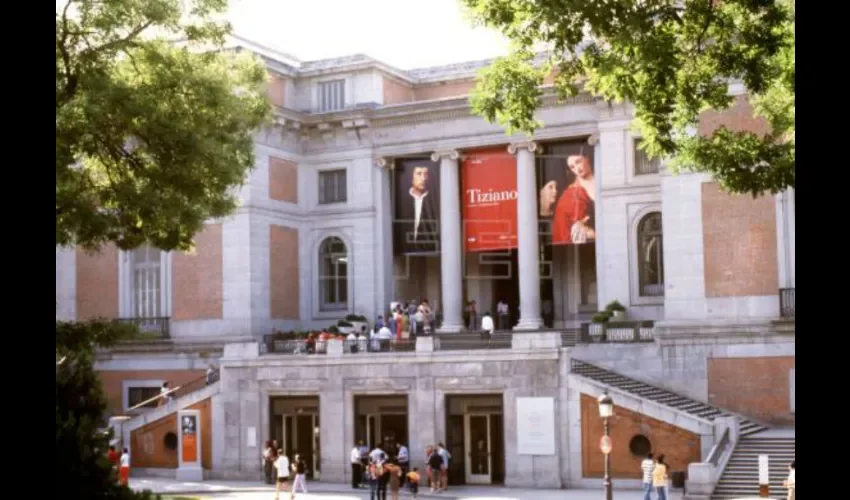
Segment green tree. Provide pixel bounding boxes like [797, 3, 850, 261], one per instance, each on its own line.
[56, 1, 270, 497]
[462, 0, 795, 196]
[56, 0, 271, 253]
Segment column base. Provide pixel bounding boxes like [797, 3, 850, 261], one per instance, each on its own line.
[436, 322, 464, 334]
[513, 318, 544, 331]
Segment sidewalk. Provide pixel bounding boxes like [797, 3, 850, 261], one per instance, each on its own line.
[130, 477, 687, 499]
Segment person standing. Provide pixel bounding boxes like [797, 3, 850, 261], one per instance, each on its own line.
[263, 441, 277, 484]
[107, 446, 120, 482]
[783, 461, 795, 500]
[273, 451, 290, 500]
[640, 452, 655, 500]
[496, 298, 509, 330]
[351, 442, 365, 488]
[652, 454, 669, 500]
[118, 448, 131, 486]
[396, 442, 409, 485]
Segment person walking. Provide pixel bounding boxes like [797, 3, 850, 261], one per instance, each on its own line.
[640, 452, 655, 500]
[652, 454, 669, 500]
[273, 451, 290, 500]
[290, 453, 308, 497]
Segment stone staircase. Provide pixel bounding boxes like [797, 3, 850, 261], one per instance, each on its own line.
[561, 329, 578, 347]
[569, 360, 767, 435]
[712, 434, 795, 500]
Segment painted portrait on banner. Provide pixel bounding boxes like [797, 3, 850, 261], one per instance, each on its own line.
[393, 158, 441, 255]
[537, 139, 596, 246]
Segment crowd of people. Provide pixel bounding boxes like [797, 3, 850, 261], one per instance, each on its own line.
[349, 441, 453, 499]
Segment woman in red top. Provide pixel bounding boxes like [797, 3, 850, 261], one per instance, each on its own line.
[551, 153, 596, 244]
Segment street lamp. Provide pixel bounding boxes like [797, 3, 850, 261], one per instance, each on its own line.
[598, 390, 614, 500]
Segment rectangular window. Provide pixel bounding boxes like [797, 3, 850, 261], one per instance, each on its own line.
[132, 246, 162, 318]
[127, 386, 160, 409]
[318, 169, 347, 204]
[634, 139, 661, 175]
[318, 80, 345, 112]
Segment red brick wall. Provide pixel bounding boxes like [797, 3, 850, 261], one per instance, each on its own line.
[580, 394, 701, 478]
[76, 245, 119, 319]
[270, 225, 300, 319]
[172, 224, 223, 320]
[413, 80, 476, 101]
[383, 77, 414, 105]
[698, 95, 771, 137]
[708, 356, 795, 426]
[99, 370, 206, 413]
[701, 182, 779, 297]
[129, 397, 212, 469]
[267, 74, 287, 107]
[269, 157, 298, 203]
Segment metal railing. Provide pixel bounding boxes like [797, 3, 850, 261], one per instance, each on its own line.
[779, 288, 795, 318]
[261, 336, 416, 355]
[126, 368, 219, 412]
[577, 321, 655, 344]
[706, 428, 730, 466]
[118, 316, 170, 339]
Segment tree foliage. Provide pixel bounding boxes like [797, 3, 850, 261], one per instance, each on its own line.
[462, 0, 795, 196]
[56, 0, 272, 252]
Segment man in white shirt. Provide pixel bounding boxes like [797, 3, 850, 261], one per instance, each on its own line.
[274, 451, 290, 500]
[640, 453, 655, 500]
[346, 331, 358, 353]
[377, 325, 393, 351]
[351, 441, 364, 488]
[480, 312, 495, 340]
[496, 299, 509, 330]
[397, 443, 410, 483]
[369, 445, 385, 464]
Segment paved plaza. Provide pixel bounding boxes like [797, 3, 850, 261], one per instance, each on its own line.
[133, 477, 690, 499]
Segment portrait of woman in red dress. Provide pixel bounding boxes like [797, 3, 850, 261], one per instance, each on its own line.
[540, 148, 596, 245]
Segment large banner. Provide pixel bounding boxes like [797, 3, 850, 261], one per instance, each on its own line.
[393, 157, 441, 255]
[461, 149, 518, 252]
[537, 139, 596, 246]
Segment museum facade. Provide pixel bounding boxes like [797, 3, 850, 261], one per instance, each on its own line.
[56, 35, 795, 493]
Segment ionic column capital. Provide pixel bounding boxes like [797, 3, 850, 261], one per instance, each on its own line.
[430, 150, 460, 162]
[375, 157, 394, 170]
[507, 141, 541, 155]
[587, 134, 600, 147]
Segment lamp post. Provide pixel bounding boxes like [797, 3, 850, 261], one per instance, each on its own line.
[598, 390, 614, 500]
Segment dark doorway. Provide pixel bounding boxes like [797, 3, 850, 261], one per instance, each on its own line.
[490, 249, 519, 329]
[444, 394, 505, 485]
[269, 396, 321, 479]
[353, 395, 409, 457]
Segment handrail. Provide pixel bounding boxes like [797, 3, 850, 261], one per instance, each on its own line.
[126, 369, 219, 412]
[706, 428, 730, 466]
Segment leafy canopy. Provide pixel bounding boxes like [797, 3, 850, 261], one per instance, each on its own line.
[56, 0, 272, 252]
[462, 0, 795, 196]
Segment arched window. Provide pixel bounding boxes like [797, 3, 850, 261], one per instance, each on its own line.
[637, 212, 664, 297]
[319, 237, 348, 311]
[132, 246, 162, 317]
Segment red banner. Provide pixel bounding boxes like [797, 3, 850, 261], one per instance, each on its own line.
[462, 149, 518, 252]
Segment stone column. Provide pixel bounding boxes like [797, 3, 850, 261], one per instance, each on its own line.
[432, 150, 464, 333]
[509, 141, 544, 330]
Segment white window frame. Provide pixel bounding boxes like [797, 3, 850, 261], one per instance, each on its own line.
[119, 248, 172, 319]
[318, 169, 348, 205]
[122, 379, 165, 413]
[633, 138, 662, 176]
[628, 204, 665, 306]
[318, 236, 349, 312]
[317, 79, 346, 113]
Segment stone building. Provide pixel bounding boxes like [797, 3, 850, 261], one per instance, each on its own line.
[56, 35, 795, 496]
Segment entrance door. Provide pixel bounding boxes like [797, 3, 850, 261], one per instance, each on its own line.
[464, 414, 492, 485]
[282, 414, 321, 479]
